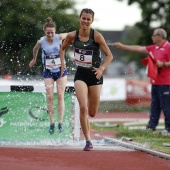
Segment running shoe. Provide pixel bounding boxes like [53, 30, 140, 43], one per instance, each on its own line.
[83, 141, 93, 151]
[49, 123, 55, 134]
[58, 123, 62, 133]
[159, 129, 170, 136]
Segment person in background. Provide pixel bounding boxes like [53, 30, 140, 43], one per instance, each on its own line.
[29, 17, 68, 134]
[60, 8, 113, 151]
[113, 28, 170, 136]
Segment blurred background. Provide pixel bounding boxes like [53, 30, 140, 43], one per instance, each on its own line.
[1, 0, 170, 110]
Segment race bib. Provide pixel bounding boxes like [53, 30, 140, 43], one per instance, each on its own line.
[74, 48, 93, 67]
[45, 55, 61, 70]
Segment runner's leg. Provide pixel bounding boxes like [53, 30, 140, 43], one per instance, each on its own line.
[88, 85, 102, 117]
[74, 80, 90, 141]
[44, 78, 55, 123]
[56, 75, 67, 123]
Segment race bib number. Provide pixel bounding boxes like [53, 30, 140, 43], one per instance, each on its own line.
[74, 48, 93, 67]
[45, 55, 61, 70]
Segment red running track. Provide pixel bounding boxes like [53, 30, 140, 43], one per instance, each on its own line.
[1, 112, 169, 170]
[0, 146, 170, 170]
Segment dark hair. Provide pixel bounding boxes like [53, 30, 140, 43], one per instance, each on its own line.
[79, 8, 94, 20]
[43, 17, 56, 30]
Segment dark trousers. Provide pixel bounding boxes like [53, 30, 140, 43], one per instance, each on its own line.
[148, 85, 170, 131]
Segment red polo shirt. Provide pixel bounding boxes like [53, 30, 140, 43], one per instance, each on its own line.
[145, 41, 170, 85]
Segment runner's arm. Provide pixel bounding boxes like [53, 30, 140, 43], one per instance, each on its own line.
[29, 40, 41, 68]
[94, 31, 113, 79]
[59, 33, 68, 43]
[60, 31, 75, 75]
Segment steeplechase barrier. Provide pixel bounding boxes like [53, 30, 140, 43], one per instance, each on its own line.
[0, 79, 80, 143]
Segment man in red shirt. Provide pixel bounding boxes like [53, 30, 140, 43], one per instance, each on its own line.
[113, 28, 170, 135]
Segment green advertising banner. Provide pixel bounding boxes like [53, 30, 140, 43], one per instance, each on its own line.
[0, 91, 73, 143]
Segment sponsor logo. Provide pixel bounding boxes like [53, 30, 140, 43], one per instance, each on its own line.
[0, 107, 9, 116]
[0, 118, 6, 127]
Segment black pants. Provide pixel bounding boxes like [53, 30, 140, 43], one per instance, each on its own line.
[148, 85, 170, 131]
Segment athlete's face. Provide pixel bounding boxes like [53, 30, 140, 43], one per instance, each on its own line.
[79, 12, 93, 30]
[44, 27, 55, 40]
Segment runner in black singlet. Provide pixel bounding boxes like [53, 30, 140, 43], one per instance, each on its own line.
[60, 8, 113, 151]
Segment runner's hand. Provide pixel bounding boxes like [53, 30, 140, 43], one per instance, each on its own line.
[93, 67, 104, 79]
[60, 64, 66, 77]
[29, 59, 36, 68]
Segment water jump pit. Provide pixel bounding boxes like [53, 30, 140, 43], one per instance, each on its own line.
[0, 79, 131, 151]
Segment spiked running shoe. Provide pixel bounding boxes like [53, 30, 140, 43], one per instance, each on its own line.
[49, 123, 55, 134]
[58, 123, 62, 133]
[83, 141, 93, 151]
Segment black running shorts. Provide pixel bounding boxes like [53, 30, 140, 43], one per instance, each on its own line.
[74, 66, 103, 86]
